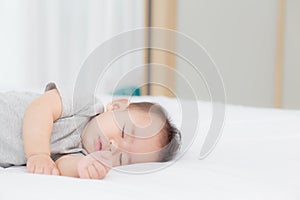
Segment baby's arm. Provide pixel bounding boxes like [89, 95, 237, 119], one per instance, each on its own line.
[55, 152, 111, 179]
[22, 89, 62, 175]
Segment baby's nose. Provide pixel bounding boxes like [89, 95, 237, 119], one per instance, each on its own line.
[109, 140, 119, 154]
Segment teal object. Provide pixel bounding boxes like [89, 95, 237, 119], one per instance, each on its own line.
[113, 86, 141, 96]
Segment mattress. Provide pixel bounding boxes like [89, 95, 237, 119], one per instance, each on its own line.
[1, 95, 299, 200]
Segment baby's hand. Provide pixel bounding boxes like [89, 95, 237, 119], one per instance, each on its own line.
[77, 151, 112, 180]
[26, 154, 60, 175]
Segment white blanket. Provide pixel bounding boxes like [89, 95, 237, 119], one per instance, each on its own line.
[1, 96, 299, 200]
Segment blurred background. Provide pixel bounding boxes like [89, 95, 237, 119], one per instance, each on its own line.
[0, 0, 299, 109]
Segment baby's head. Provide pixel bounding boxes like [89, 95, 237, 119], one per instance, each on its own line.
[81, 99, 181, 167]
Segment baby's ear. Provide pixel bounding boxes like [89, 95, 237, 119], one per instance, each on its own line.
[106, 99, 129, 111]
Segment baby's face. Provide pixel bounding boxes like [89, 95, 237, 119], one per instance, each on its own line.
[81, 99, 165, 167]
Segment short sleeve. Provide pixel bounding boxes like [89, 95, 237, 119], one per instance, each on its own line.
[44, 82, 73, 118]
[44, 82, 104, 118]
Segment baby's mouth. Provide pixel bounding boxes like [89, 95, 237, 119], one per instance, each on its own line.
[95, 137, 102, 151]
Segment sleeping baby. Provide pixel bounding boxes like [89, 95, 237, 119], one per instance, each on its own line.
[0, 82, 181, 179]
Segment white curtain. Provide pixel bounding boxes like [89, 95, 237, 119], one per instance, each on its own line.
[0, 0, 144, 95]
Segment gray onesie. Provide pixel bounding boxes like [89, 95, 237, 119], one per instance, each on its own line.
[0, 82, 104, 168]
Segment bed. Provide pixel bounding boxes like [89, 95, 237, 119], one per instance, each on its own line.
[1, 95, 299, 200]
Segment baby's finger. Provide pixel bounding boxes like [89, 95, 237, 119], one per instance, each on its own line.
[93, 161, 107, 179]
[43, 167, 52, 175]
[51, 167, 60, 176]
[34, 166, 44, 174]
[27, 164, 35, 173]
[88, 165, 100, 179]
[26, 162, 32, 172]
[79, 168, 90, 179]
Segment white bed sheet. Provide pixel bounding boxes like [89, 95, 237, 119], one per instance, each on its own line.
[1, 95, 299, 200]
